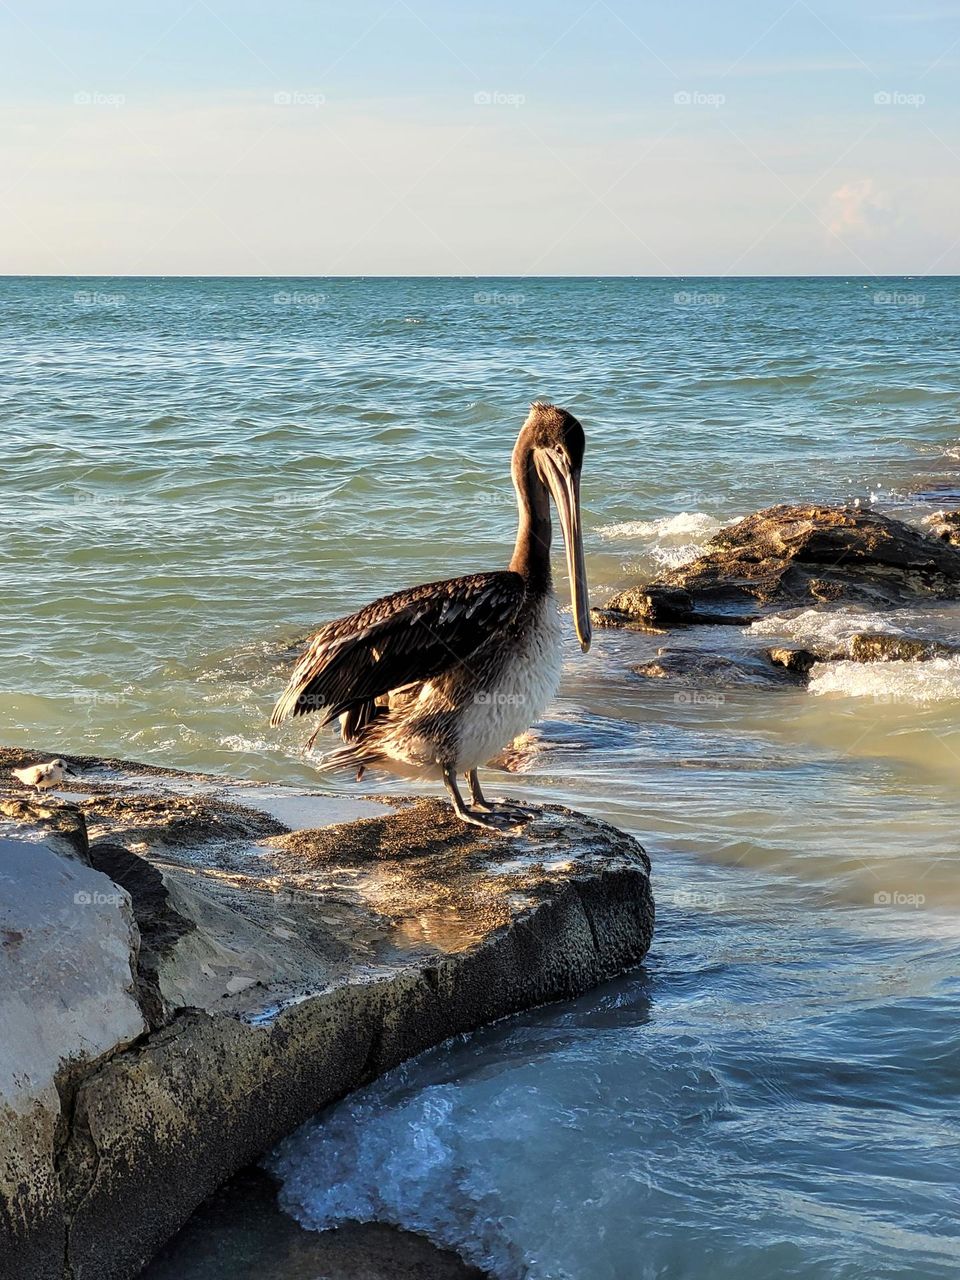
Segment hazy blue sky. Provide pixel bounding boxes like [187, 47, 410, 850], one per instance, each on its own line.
[1, 1, 958, 274]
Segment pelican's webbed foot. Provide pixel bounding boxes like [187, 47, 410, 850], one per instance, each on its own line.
[466, 768, 538, 820]
[443, 768, 525, 835]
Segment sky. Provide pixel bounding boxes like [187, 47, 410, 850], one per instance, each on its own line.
[1, 0, 959, 275]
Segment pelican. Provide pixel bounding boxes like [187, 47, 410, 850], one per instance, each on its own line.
[12, 758, 74, 793]
[270, 403, 591, 831]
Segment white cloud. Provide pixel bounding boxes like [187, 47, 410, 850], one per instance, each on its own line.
[823, 178, 897, 238]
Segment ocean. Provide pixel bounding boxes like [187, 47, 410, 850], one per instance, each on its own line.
[3, 276, 959, 1279]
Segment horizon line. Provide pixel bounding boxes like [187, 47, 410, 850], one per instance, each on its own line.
[0, 272, 955, 281]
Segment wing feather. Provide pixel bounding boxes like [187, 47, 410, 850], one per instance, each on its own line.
[270, 571, 525, 727]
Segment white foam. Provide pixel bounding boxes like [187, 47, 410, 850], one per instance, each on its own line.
[808, 655, 960, 704]
[749, 608, 904, 651]
[597, 512, 724, 542]
[597, 512, 727, 570]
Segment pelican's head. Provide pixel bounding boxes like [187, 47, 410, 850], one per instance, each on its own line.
[515, 402, 592, 652]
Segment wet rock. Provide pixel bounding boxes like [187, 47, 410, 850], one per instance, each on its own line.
[921, 509, 960, 547]
[847, 633, 957, 663]
[603, 504, 960, 624]
[631, 646, 806, 688]
[766, 647, 818, 676]
[599, 585, 758, 628]
[0, 750, 653, 1280]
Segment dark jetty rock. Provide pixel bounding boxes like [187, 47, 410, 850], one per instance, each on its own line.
[0, 748, 653, 1280]
[599, 504, 960, 626]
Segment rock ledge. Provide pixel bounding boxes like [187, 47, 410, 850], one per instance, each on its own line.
[0, 749, 653, 1280]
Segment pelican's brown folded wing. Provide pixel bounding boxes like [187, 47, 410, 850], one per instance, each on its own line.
[270, 571, 525, 727]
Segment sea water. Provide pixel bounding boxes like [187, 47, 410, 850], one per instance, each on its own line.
[2, 276, 959, 1278]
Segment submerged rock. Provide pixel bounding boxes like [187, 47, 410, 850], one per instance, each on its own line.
[143, 1166, 489, 1280]
[603, 504, 960, 625]
[0, 749, 653, 1280]
[631, 646, 806, 688]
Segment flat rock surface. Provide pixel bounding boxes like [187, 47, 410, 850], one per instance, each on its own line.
[0, 748, 653, 1280]
[602, 504, 960, 625]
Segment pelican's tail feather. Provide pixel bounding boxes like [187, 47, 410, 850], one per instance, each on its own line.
[312, 739, 382, 781]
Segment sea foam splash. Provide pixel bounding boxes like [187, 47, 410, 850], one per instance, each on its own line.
[269, 1079, 529, 1278]
[596, 512, 726, 570]
[748, 608, 904, 651]
[808, 655, 960, 704]
[596, 511, 724, 541]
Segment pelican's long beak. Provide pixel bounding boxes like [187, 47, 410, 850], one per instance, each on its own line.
[540, 453, 592, 652]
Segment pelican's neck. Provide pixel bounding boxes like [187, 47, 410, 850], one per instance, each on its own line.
[508, 445, 552, 589]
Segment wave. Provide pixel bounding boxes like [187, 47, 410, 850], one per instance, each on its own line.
[689, 371, 819, 390]
[596, 511, 727, 571]
[808, 655, 960, 704]
[749, 608, 903, 650]
[597, 512, 725, 542]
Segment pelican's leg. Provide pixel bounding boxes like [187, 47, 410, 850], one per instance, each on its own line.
[465, 769, 494, 811]
[465, 770, 536, 824]
[443, 767, 521, 834]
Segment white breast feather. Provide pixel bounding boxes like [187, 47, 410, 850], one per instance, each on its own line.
[453, 593, 563, 771]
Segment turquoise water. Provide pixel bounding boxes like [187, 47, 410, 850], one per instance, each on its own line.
[3, 277, 960, 1278]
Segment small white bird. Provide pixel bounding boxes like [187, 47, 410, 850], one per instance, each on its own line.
[11, 758, 74, 793]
